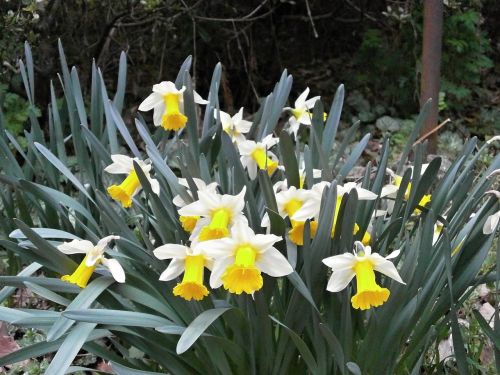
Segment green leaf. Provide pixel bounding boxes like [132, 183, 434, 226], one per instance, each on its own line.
[111, 362, 166, 375]
[63, 309, 172, 328]
[322, 84, 344, 155]
[176, 307, 232, 354]
[47, 277, 114, 341]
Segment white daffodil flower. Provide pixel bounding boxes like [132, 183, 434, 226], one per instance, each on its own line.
[381, 165, 432, 213]
[178, 187, 247, 241]
[197, 221, 293, 294]
[105, 154, 160, 208]
[173, 178, 219, 233]
[322, 241, 405, 310]
[215, 108, 252, 143]
[138, 81, 207, 131]
[153, 243, 212, 301]
[238, 134, 279, 180]
[283, 87, 322, 138]
[57, 235, 124, 288]
[483, 190, 500, 234]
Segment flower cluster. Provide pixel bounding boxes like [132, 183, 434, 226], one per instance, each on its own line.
[55, 80, 457, 311]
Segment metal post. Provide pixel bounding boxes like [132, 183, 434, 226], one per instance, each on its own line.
[420, 0, 444, 153]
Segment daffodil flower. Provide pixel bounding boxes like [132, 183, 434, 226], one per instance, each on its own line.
[292, 182, 377, 238]
[381, 166, 432, 213]
[153, 243, 212, 301]
[178, 187, 247, 241]
[105, 155, 159, 208]
[275, 186, 317, 245]
[173, 178, 219, 233]
[322, 241, 405, 310]
[238, 135, 279, 180]
[57, 236, 124, 288]
[198, 221, 293, 294]
[215, 108, 252, 143]
[283, 87, 323, 138]
[138, 81, 207, 131]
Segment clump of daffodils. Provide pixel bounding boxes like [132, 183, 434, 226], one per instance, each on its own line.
[49, 78, 495, 315]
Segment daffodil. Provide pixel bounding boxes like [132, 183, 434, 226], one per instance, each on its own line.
[153, 243, 211, 301]
[138, 81, 207, 131]
[57, 236, 124, 288]
[284, 87, 324, 138]
[322, 241, 405, 310]
[105, 155, 159, 208]
[173, 178, 218, 233]
[238, 135, 279, 180]
[215, 108, 252, 143]
[275, 186, 316, 245]
[381, 166, 432, 213]
[292, 182, 377, 238]
[483, 191, 500, 234]
[178, 187, 247, 241]
[198, 221, 293, 294]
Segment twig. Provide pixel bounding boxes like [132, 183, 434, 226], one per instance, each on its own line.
[413, 118, 451, 146]
[305, 0, 319, 38]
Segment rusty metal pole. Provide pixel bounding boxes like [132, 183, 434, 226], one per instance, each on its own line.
[420, 0, 444, 153]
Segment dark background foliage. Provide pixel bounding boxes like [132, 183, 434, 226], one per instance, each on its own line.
[1, 0, 499, 139]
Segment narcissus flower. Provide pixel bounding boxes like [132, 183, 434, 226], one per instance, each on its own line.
[292, 182, 377, 238]
[284, 87, 323, 138]
[215, 108, 252, 143]
[153, 243, 211, 301]
[322, 241, 405, 310]
[138, 81, 207, 131]
[275, 186, 316, 245]
[105, 155, 159, 208]
[381, 166, 432, 213]
[238, 135, 279, 180]
[57, 236, 124, 288]
[199, 221, 293, 294]
[173, 178, 218, 233]
[178, 187, 247, 241]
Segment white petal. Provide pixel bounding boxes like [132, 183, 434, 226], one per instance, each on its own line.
[326, 269, 356, 292]
[380, 184, 399, 198]
[104, 155, 134, 174]
[294, 87, 310, 108]
[86, 252, 102, 266]
[57, 239, 94, 254]
[153, 244, 188, 260]
[96, 235, 120, 250]
[102, 257, 125, 283]
[356, 187, 378, 200]
[483, 211, 500, 234]
[297, 112, 312, 125]
[209, 257, 233, 288]
[246, 158, 258, 180]
[370, 254, 405, 284]
[152, 102, 165, 127]
[148, 177, 161, 195]
[196, 238, 235, 259]
[138, 92, 163, 111]
[178, 199, 211, 217]
[304, 96, 320, 109]
[193, 90, 208, 105]
[152, 81, 179, 94]
[159, 258, 185, 281]
[385, 249, 401, 259]
[251, 233, 282, 251]
[256, 247, 293, 277]
[322, 253, 356, 271]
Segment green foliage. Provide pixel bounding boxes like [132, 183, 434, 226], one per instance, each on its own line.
[0, 43, 498, 375]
